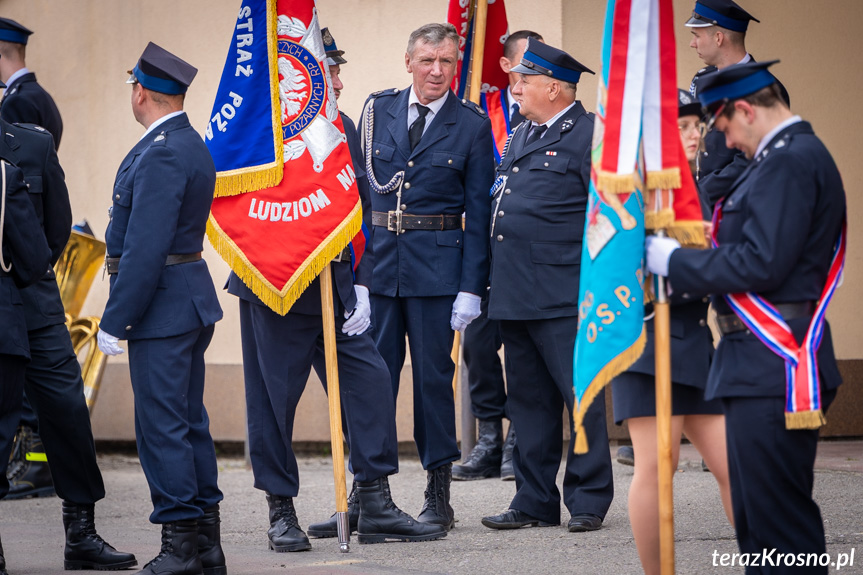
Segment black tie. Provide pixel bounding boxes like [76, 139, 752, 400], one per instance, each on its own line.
[510, 103, 525, 128]
[409, 105, 430, 151]
[526, 124, 547, 146]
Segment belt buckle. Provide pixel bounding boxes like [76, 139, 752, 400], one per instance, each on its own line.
[387, 210, 403, 233]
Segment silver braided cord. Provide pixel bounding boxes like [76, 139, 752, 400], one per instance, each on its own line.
[0, 161, 11, 273]
[361, 96, 405, 195]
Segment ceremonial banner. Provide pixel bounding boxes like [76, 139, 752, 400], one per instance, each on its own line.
[573, 0, 693, 453]
[448, 0, 509, 98]
[206, 0, 363, 314]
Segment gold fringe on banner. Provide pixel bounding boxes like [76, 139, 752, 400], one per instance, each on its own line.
[213, 0, 284, 198]
[573, 327, 647, 454]
[645, 208, 675, 231]
[785, 409, 826, 430]
[596, 171, 637, 194]
[645, 168, 681, 191]
[206, 200, 363, 315]
[666, 220, 708, 248]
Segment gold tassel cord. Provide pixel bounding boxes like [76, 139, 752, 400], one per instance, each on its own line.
[213, 164, 284, 198]
[645, 168, 681, 191]
[596, 171, 637, 194]
[785, 409, 826, 430]
[206, 200, 362, 315]
[572, 327, 647, 454]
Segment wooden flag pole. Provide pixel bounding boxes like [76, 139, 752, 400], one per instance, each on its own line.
[319, 264, 350, 553]
[654, 232, 675, 575]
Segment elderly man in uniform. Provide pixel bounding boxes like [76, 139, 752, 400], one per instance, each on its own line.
[0, 16, 64, 500]
[0, 159, 52, 575]
[97, 43, 225, 575]
[647, 60, 845, 572]
[362, 22, 493, 530]
[480, 40, 613, 533]
[453, 29, 543, 483]
[229, 28, 444, 551]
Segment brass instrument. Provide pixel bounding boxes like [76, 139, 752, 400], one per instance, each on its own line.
[54, 229, 109, 415]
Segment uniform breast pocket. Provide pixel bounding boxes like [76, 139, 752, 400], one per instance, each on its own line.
[371, 142, 395, 163]
[109, 185, 134, 233]
[428, 152, 466, 196]
[523, 156, 570, 199]
[530, 242, 580, 310]
[23, 174, 44, 221]
[716, 195, 746, 241]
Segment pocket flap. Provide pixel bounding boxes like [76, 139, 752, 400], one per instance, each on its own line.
[371, 142, 395, 162]
[529, 155, 569, 174]
[432, 151, 465, 170]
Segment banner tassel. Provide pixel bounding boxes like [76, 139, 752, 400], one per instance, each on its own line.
[785, 409, 826, 430]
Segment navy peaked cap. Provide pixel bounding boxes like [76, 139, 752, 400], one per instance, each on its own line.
[127, 42, 198, 95]
[321, 27, 346, 65]
[678, 89, 702, 118]
[0, 18, 33, 45]
[511, 38, 594, 84]
[685, 0, 759, 33]
[697, 60, 779, 115]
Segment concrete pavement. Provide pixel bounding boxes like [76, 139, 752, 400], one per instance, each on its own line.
[2, 441, 861, 574]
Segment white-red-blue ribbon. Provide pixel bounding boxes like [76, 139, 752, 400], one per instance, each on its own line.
[712, 200, 846, 429]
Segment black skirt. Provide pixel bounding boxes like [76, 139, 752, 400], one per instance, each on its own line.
[611, 372, 722, 425]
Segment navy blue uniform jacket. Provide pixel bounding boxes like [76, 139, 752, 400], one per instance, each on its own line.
[228, 112, 370, 315]
[0, 120, 70, 331]
[1, 73, 63, 150]
[669, 121, 844, 399]
[488, 102, 592, 320]
[0, 162, 51, 358]
[102, 113, 222, 339]
[363, 88, 493, 297]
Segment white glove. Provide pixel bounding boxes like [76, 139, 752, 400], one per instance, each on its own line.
[342, 285, 372, 336]
[645, 235, 681, 277]
[97, 329, 124, 356]
[450, 292, 482, 332]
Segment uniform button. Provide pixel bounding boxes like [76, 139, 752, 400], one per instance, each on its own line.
[699, 319, 707, 327]
[544, 162, 549, 167]
[375, 149, 380, 155]
[504, 189, 511, 195]
[513, 167, 519, 173]
[407, 160, 414, 167]
[498, 210, 504, 217]
[496, 235, 503, 242]
[448, 159, 453, 165]
[125, 325, 132, 331]
[115, 194, 120, 200]
[26, 183, 30, 188]
[702, 297, 709, 303]
[404, 182, 411, 189]
[682, 293, 690, 299]
[400, 204, 407, 210]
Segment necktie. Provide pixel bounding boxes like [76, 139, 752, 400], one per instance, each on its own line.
[525, 124, 547, 146]
[409, 105, 430, 151]
[510, 103, 525, 128]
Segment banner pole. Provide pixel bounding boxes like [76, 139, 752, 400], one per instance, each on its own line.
[654, 232, 675, 575]
[320, 264, 350, 553]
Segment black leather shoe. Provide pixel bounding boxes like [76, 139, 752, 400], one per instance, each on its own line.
[568, 513, 603, 532]
[416, 464, 454, 531]
[307, 481, 358, 538]
[452, 420, 502, 481]
[481, 509, 558, 530]
[136, 520, 202, 575]
[499, 425, 516, 481]
[197, 505, 227, 575]
[356, 477, 447, 543]
[6, 427, 56, 500]
[615, 445, 634, 466]
[62, 501, 138, 571]
[266, 494, 311, 552]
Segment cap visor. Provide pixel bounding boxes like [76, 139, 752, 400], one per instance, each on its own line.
[685, 16, 714, 27]
[511, 63, 540, 75]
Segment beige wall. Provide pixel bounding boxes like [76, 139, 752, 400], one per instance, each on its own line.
[2, 0, 860, 440]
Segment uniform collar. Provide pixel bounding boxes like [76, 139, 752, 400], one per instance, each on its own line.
[408, 87, 448, 126]
[140, 110, 184, 141]
[530, 101, 577, 132]
[754, 115, 801, 159]
[5, 67, 29, 88]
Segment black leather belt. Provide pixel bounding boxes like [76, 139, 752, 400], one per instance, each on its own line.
[105, 252, 202, 275]
[716, 301, 816, 336]
[332, 246, 351, 263]
[372, 211, 462, 233]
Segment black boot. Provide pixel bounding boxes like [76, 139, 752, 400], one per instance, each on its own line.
[452, 419, 503, 481]
[416, 464, 454, 531]
[62, 501, 138, 571]
[6, 426, 55, 499]
[197, 506, 226, 575]
[136, 520, 201, 575]
[0, 532, 7, 575]
[500, 425, 516, 481]
[307, 481, 359, 538]
[266, 494, 311, 552]
[356, 476, 447, 544]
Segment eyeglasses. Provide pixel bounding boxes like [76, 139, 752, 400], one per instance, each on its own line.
[678, 119, 704, 135]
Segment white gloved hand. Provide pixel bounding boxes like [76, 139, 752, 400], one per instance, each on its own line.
[342, 285, 372, 336]
[450, 291, 482, 332]
[97, 329, 124, 356]
[645, 235, 681, 277]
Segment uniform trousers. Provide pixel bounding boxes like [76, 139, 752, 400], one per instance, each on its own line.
[463, 296, 506, 421]
[0, 356, 26, 499]
[23, 323, 104, 503]
[239, 299, 399, 498]
[722, 389, 836, 575]
[371, 294, 460, 471]
[499, 317, 613, 525]
[128, 324, 222, 524]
